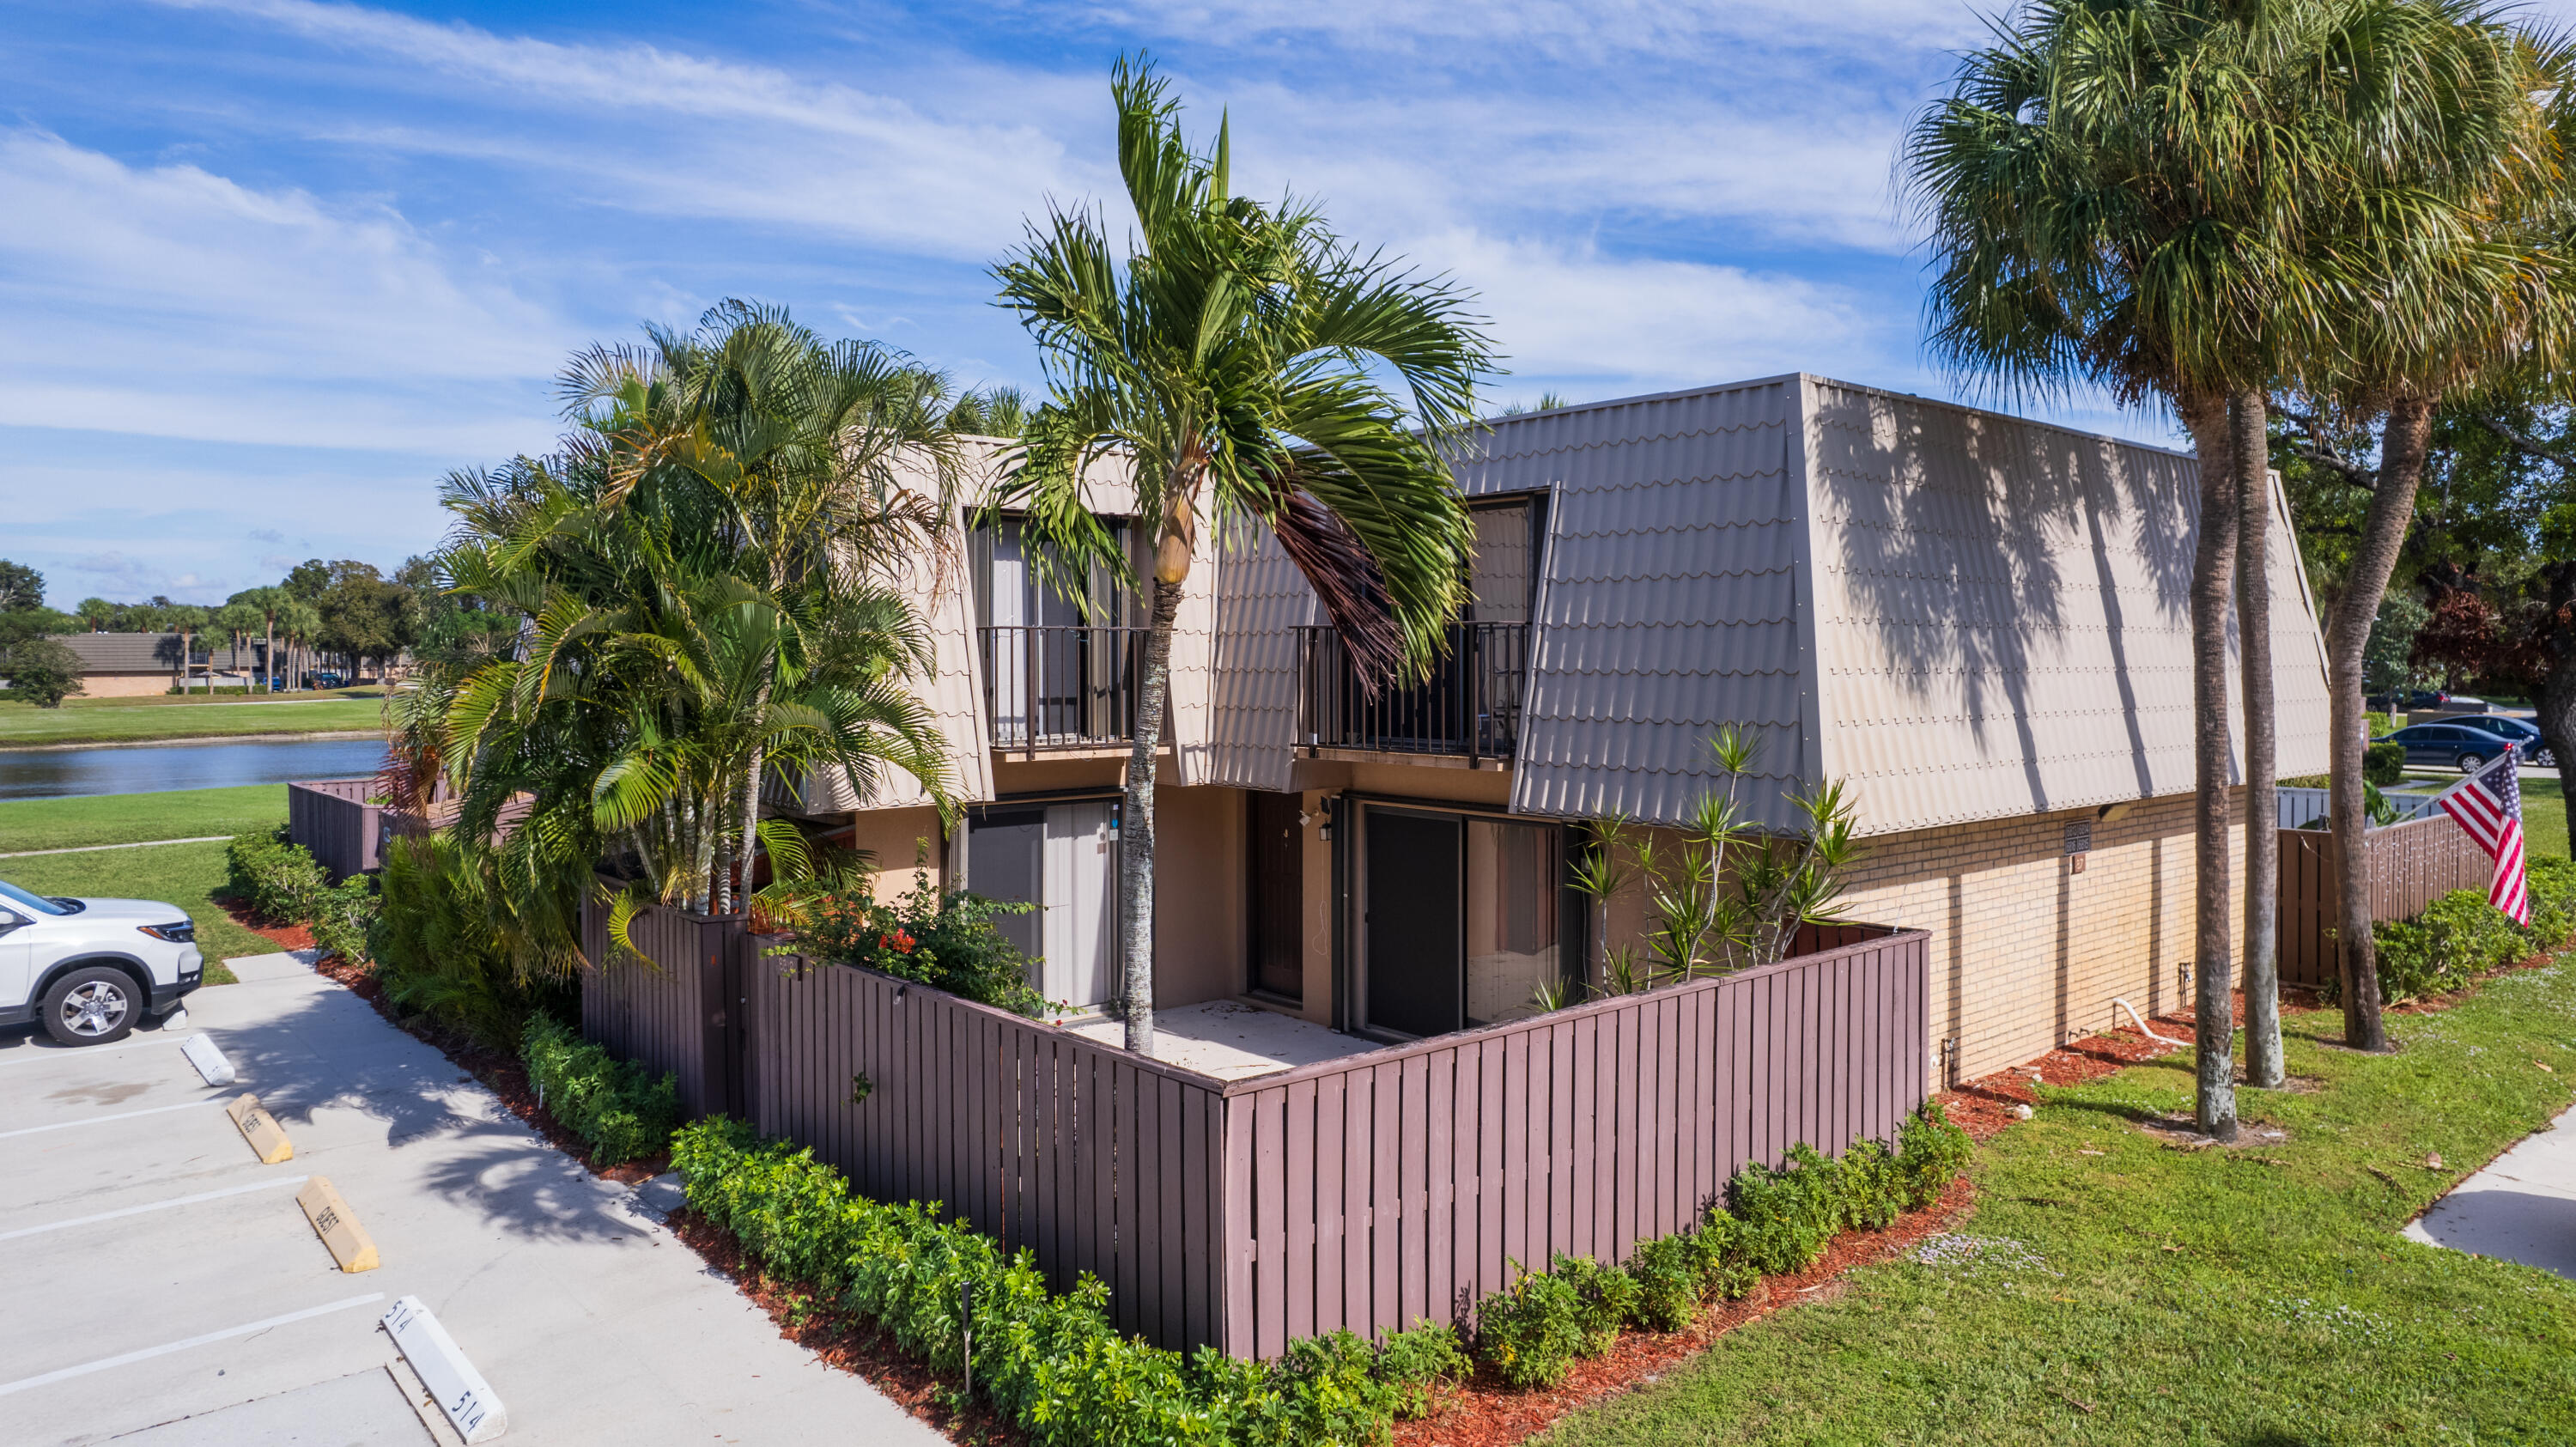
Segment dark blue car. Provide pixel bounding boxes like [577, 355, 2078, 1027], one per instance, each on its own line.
[2376, 720, 2529, 773]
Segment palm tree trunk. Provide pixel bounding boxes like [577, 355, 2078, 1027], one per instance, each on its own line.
[263, 622, 275, 693]
[2181, 392, 2240, 1141]
[1120, 576, 1182, 1055]
[738, 744, 763, 919]
[2234, 389, 2284, 1091]
[2325, 397, 2433, 1053]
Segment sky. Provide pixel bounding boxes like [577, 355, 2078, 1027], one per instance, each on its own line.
[6, 0, 2566, 605]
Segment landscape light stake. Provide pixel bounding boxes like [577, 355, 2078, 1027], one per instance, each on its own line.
[959, 1279, 974, 1403]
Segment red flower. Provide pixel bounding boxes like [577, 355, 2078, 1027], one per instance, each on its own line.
[880, 928, 917, 954]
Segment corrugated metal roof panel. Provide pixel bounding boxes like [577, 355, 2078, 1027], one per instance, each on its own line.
[1494, 377, 1816, 830]
[1200, 514, 1316, 791]
[1805, 379, 2330, 834]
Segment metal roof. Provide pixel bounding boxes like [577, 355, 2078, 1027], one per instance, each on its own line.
[839, 375, 2334, 841]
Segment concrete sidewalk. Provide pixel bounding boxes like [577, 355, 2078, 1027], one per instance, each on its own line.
[2404, 1103, 2576, 1280]
[0, 952, 942, 1445]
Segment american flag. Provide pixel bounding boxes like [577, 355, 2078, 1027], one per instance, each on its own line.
[2439, 751, 2530, 925]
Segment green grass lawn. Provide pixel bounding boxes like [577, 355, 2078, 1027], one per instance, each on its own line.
[0, 693, 386, 747]
[0, 784, 289, 853]
[1542, 971, 2576, 1445]
[0, 840, 265, 985]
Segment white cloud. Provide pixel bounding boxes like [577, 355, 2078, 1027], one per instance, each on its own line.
[161, 0, 1105, 259]
[1415, 231, 1884, 392]
[1060, 0, 1985, 57]
[0, 128, 566, 453]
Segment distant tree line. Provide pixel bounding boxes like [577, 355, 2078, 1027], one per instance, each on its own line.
[0, 554, 501, 707]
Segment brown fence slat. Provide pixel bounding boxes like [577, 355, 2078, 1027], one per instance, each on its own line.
[2275, 814, 2491, 988]
[578, 895, 1928, 1360]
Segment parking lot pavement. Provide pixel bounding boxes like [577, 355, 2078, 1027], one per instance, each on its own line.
[0, 954, 945, 1446]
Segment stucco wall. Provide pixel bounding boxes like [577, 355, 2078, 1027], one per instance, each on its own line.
[843, 805, 950, 894]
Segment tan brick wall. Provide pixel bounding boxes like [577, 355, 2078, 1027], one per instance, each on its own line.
[1838, 791, 2249, 1083]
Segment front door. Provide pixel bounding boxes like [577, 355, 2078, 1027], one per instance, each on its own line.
[1249, 792, 1303, 999]
[1364, 809, 1463, 1037]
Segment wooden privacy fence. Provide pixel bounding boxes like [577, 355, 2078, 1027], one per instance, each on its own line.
[579, 897, 751, 1119]
[580, 897, 1929, 1359]
[286, 779, 382, 882]
[2277, 812, 2492, 988]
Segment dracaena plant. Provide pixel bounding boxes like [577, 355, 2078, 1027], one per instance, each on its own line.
[1556, 726, 1860, 1011]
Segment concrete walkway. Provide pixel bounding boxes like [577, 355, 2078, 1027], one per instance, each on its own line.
[2404, 1103, 2576, 1280]
[0, 952, 941, 1445]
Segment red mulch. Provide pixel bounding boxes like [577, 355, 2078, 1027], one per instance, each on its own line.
[307, 953, 665, 1184]
[664, 1208, 1030, 1447]
[1387, 1174, 1978, 1447]
[216, 897, 313, 952]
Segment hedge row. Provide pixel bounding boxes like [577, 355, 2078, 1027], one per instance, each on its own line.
[519, 1014, 683, 1164]
[1475, 1106, 1971, 1389]
[2337, 854, 2576, 1005]
[222, 827, 374, 963]
[671, 1101, 1973, 1444]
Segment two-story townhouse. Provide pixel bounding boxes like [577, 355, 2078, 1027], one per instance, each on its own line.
[791, 372, 2330, 1086]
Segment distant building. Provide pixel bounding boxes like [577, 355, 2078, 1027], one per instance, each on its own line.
[47, 634, 269, 696]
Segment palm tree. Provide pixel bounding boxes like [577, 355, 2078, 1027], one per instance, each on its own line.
[1903, 0, 2532, 1134]
[553, 300, 968, 915]
[2288, 33, 2576, 1051]
[213, 602, 263, 690]
[992, 57, 1497, 1054]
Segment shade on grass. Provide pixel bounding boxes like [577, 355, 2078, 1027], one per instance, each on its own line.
[1540, 969, 2576, 1444]
[0, 840, 276, 986]
[0, 695, 385, 747]
[0, 784, 289, 853]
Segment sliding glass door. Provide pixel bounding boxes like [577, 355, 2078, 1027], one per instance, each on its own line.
[1357, 804, 1564, 1038]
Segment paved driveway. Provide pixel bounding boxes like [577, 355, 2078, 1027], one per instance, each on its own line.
[0, 951, 941, 1445]
[2405, 1103, 2576, 1280]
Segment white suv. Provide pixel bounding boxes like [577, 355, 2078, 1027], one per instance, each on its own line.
[0, 879, 205, 1046]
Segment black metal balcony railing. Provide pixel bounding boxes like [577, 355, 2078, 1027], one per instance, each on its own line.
[980, 625, 1148, 754]
[1297, 622, 1529, 765]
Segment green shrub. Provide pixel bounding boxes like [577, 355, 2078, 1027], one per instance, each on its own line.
[671, 1103, 1978, 1433]
[669, 1118, 1465, 1447]
[1727, 1143, 1844, 1274]
[2365, 740, 2407, 787]
[1474, 1262, 1589, 1389]
[782, 866, 1045, 1016]
[1372, 1319, 1469, 1420]
[371, 834, 573, 1051]
[2369, 890, 2530, 1003]
[1896, 1100, 1973, 1209]
[1552, 1253, 1638, 1356]
[1624, 1232, 1704, 1331]
[224, 826, 327, 923]
[308, 874, 379, 965]
[519, 1015, 682, 1164]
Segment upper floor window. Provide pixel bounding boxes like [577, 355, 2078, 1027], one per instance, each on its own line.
[1468, 498, 1541, 624]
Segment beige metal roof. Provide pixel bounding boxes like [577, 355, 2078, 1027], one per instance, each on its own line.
[1801, 376, 2330, 835]
[830, 379, 2333, 841]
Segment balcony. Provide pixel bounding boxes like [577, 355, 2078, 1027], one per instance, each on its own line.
[1296, 622, 1529, 765]
[980, 625, 1147, 755]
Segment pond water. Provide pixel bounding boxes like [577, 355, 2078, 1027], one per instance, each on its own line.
[0, 738, 390, 800]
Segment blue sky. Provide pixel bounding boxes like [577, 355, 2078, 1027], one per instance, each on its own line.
[10, 0, 2541, 605]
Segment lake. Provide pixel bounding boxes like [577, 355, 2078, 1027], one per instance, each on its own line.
[0, 738, 391, 800]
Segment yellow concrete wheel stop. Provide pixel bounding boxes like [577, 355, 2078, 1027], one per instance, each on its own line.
[224, 1093, 293, 1164]
[296, 1176, 380, 1274]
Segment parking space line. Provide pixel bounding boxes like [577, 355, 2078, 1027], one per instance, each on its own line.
[0, 1034, 212, 1068]
[0, 1098, 231, 1140]
[0, 1292, 386, 1398]
[0, 1175, 311, 1243]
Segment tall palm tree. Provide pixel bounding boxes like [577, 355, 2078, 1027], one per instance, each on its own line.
[1904, 0, 2530, 1135]
[555, 301, 967, 914]
[2289, 32, 2576, 1050]
[993, 57, 1498, 1054]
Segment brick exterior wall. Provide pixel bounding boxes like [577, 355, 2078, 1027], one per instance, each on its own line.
[1836, 790, 2248, 1084]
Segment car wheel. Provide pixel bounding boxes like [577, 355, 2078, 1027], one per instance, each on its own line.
[2458, 752, 2487, 774]
[2540, 751, 2557, 769]
[40, 965, 140, 1046]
